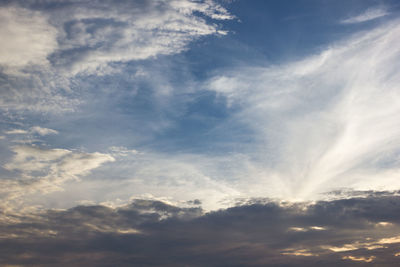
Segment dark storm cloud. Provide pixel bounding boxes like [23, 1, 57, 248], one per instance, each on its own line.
[1, 194, 400, 266]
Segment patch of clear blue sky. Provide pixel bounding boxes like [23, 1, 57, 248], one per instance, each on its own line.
[187, 0, 399, 74]
[144, 0, 399, 153]
[44, 0, 400, 154]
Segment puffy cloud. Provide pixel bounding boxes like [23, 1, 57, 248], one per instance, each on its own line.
[0, 195, 400, 266]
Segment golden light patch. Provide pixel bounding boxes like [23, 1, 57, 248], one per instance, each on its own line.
[281, 249, 317, 257]
[342, 255, 375, 263]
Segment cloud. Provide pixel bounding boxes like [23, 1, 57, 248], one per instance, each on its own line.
[1, 5, 400, 265]
[0, 62, 78, 112]
[0, 6, 57, 69]
[1, 145, 114, 211]
[1, 195, 400, 266]
[108, 146, 138, 157]
[5, 126, 58, 136]
[72, 151, 242, 211]
[341, 7, 389, 24]
[0, 0, 232, 113]
[206, 19, 400, 201]
[0, 0, 235, 214]
[22, 0, 233, 75]
[30, 126, 58, 136]
[0, 5, 72, 111]
[342, 255, 376, 262]
[4, 129, 29, 135]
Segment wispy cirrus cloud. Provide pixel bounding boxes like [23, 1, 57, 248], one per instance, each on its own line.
[5, 126, 58, 136]
[64, 150, 242, 211]
[1, 145, 114, 212]
[340, 7, 389, 24]
[4, 129, 28, 135]
[206, 19, 400, 201]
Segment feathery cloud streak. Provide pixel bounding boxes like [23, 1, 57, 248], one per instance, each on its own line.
[341, 7, 389, 24]
[1, 145, 114, 212]
[207, 19, 400, 200]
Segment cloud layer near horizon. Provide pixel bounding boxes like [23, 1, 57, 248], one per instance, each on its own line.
[1, 195, 400, 266]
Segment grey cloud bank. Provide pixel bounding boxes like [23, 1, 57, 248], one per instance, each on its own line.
[1, 194, 400, 266]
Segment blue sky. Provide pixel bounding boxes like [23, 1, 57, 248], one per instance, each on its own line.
[1, 0, 400, 208]
[1, 1, 400, 265]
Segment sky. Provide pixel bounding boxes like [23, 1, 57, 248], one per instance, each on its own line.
[1, 0, 400, 265]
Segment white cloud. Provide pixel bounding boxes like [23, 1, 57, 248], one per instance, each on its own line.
[5, 129, 29, 135]
[0, 63, 78, 112]
[5, 127, 58, 136]
[44, 0, 233, 75]
[42, 151, 242, 211]
[206, 19, 400, 201]
[0, 5, 75, 113]
[0, 0, 235, 212]
[0, 1, 231, 74]
[0, 0, 232, 113]
[109, 146, 139, 157]
[30, 126, 58, 136]
[1, 145, 114, 211]
[0, 6, 57, 69]
[341, 7, 388, 24]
